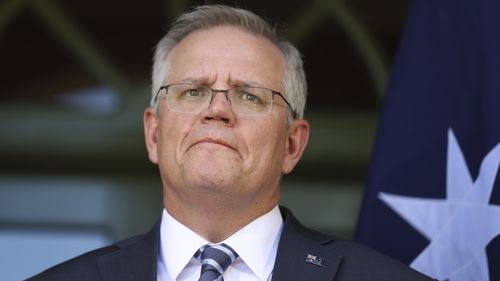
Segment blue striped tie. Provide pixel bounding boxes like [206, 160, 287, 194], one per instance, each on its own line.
[195, 244, 238, 281]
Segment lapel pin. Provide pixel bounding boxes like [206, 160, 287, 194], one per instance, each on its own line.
[305, 253, 324, 267]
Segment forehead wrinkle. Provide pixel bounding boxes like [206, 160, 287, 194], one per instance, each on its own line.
[175, 74, 217, 85]
[184, 72, 260, 88]
[172, 70, 280, 93]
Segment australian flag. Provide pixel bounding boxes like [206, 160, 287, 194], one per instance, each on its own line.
[354, 0, 500, 280]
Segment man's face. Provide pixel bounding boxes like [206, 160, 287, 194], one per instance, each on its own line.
[144, 26, 309, 210]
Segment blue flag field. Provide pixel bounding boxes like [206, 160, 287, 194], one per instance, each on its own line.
[354, 0, 500, 280]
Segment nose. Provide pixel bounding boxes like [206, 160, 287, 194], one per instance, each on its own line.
[201, 91, 236, 125]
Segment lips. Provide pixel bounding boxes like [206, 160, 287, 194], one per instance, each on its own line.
[190, 138, 236, 151]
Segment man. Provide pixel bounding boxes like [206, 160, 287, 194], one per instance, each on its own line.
[29, 5, 434, 281]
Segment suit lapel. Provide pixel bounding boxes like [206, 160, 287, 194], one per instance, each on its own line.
[97, 221, 161, 281]
[272, 207, 343, 281]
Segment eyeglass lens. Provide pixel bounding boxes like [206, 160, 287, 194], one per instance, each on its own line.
[162, 83, 275, 116]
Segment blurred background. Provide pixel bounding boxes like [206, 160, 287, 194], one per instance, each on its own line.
[0, 0, 409, 279]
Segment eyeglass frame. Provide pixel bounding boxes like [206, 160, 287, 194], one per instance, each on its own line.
[153, 82, 297, 119]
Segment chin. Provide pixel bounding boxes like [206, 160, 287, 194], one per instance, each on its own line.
[182, 147, 247, 187]
[184, 162, 241, 191]
[188, 175, 240, 194]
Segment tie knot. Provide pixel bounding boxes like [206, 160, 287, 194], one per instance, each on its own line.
[196, 244, 238, 280]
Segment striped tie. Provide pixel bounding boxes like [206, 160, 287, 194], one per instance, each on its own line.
[195, 244, 238, 281]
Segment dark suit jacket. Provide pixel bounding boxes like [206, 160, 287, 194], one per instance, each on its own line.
[27, 207, 434, 281]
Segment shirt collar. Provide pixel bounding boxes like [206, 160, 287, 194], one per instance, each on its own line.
[159, 205, 283, 281]
[159, 208, 208, 281]
[222, 205, 283, 280]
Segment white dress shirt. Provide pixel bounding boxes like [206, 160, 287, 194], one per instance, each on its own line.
[157, 205, 284, 281]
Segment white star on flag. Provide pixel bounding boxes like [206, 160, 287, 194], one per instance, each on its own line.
[379, 129, 500, 281]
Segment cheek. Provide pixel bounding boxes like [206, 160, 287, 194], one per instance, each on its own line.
[158, 117, 189, 162]
[245, 123, 287, 168]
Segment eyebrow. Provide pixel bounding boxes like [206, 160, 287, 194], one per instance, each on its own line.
[231, 79, 265, 88]
[175, 76, 265, 88]
[176, 77, 212, 85]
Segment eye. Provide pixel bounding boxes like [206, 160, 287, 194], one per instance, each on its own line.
[236, 88, 264, 104]
[186, 88, 201, 97]
[242, 92, 258, 102]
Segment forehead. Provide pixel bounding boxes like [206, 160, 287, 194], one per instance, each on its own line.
[165, 26, 286, 89]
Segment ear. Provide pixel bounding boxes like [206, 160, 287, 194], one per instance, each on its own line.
[144, 107, 160, 164]
[282, 119, 310, 174]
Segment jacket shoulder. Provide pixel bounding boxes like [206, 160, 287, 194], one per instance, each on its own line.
[25, 234, 145, 281]
[329, 239, 434, 280]
[279, 207, 434, 280]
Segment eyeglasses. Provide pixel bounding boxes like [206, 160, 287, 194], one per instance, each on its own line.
[154, 82, 296, 117]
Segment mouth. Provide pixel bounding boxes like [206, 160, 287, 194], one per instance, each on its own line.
[190, 138, 236, 151]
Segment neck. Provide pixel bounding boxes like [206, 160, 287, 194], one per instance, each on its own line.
[163, 188, 279, 242]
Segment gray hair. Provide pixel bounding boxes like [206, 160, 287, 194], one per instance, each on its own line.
[151, 4, 307, 119]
